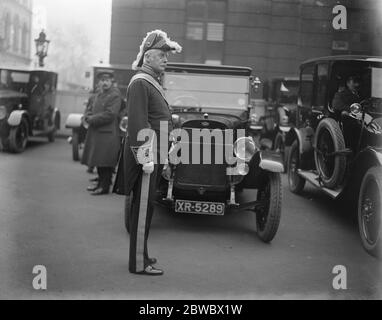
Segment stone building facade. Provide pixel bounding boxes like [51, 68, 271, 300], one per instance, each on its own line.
[0, 0, 33, 67]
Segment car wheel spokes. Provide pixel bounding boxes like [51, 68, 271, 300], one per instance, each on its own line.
[361, 182, 380, 246]
[317, 129, 335, 179]
[289, 149, 298, 185]
[257, 184, 270, 231]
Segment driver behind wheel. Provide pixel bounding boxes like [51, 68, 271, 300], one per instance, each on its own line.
[332, 75, 361, 116]
[332, 75, 363, 151]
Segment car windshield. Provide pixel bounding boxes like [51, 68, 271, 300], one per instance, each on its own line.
[277, 80, 299, 104]
[0, 69, 30, 93]
[163, 73, 249, 111]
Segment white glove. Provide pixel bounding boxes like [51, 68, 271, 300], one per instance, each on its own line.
[142, 161, 154, 174]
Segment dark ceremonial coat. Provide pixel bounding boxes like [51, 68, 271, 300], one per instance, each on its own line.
[113, 69, 173, 195]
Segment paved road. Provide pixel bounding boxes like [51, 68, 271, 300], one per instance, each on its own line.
[0, 138, 380, 299]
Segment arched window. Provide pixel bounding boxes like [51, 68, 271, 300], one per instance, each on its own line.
[13, 15, 20, 53]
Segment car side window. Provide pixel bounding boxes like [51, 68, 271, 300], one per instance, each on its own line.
[313, 63, 329, 111]
[300, 65, 315, 109]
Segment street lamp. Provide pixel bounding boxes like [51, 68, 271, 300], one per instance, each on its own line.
[34, 30, 50, 67]
[251, 76, 262, 93]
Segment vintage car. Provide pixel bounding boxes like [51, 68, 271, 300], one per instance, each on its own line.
[0, 67, 60, 153]
[258, 77, 299, 167]
[65, 64, 132, 161]
[125, 63, 284, 243]
[285, 55, 382, 257]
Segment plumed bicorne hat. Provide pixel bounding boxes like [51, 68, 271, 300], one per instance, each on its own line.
[132, 29, 182, 70]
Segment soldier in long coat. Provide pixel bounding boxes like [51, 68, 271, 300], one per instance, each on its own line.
[81, 70, 122, 195]
[113, 30, 182, 275]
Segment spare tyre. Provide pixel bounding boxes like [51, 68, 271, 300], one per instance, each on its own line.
[314, 118, 346, 189]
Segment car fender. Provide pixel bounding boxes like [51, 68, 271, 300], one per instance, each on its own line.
[7, 110, 28, 127]
[353, 147, 382, 169]
[52, 108, 61, 129]
[344, 147, 382, 196]
[285, 127, 314, 154]
[65, 113, 83, 129]
[259, 150, 284, 173]
[279, 126, 290, 133]
[241, 152, 283, 189]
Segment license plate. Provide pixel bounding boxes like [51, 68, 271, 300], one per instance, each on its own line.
[175, 200, 225, 216]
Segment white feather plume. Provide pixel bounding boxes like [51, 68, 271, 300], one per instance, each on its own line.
[132, 29, 182, 70]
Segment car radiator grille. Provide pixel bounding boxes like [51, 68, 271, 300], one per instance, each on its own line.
[174, 127, 230, 189]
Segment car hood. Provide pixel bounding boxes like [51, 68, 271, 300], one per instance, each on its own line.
[172, 109, 248, 129]
[0, 89, 27, 100]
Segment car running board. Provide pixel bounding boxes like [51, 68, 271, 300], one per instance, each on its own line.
[297, 170, 343, 199]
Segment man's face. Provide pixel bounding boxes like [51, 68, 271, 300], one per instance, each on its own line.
[99, 76, 113, 91]
[147, 49, 169, 73]
[347, 78, 360, 92]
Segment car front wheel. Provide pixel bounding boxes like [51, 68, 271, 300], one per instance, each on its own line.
[9, 118, 29, 153]
[314, 118, 346, 189]
[256, 172, 282, 243]
[274, 132, 286, 172]
[358, 167, 381, 258]
[287, 140, 305, 194]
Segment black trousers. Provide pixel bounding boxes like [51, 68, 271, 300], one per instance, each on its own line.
[129, 163, 163, 273]
[97, 167, 113, 189]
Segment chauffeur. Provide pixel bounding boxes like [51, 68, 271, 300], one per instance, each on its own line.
[81, 70, 122, 195]
[114, 30, 181, 276]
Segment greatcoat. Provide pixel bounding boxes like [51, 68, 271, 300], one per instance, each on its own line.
[81, 87, 122, 168]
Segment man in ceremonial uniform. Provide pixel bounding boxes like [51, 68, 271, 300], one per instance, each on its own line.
[115, 30, 181, 275]
[81, 70, 122, 195]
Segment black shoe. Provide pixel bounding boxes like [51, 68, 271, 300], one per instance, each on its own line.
[135, 265, 163, 276]
[90, 188, 110, 196]
[87, 184, 99, 192]
[145, 257, 157, 265]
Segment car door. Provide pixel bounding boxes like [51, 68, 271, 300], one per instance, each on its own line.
[311, 62, 329, 130]
[297, 63, 315, 129]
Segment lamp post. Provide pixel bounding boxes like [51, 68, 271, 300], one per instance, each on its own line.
[34, 30, 50, 67]
[252, 76, 262, 93]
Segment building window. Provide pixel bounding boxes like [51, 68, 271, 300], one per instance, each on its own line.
[185, 0, 226, 64]
[21, 22, 28, 55]
[186, 21, 204, 40]
[207, 22, 224, 41]
[13, 15, 20, 53]
[4, 13, 11, 49]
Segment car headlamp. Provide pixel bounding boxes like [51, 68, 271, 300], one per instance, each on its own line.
[172, 114, 180, 126]
[237, 162, 250, 176]
[250, 113, 258, 124]
[0, 106, 7, 120]
[119, 116, 128, 133]
[350, 103, 362, 115]
[234, 137, 258, 162]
